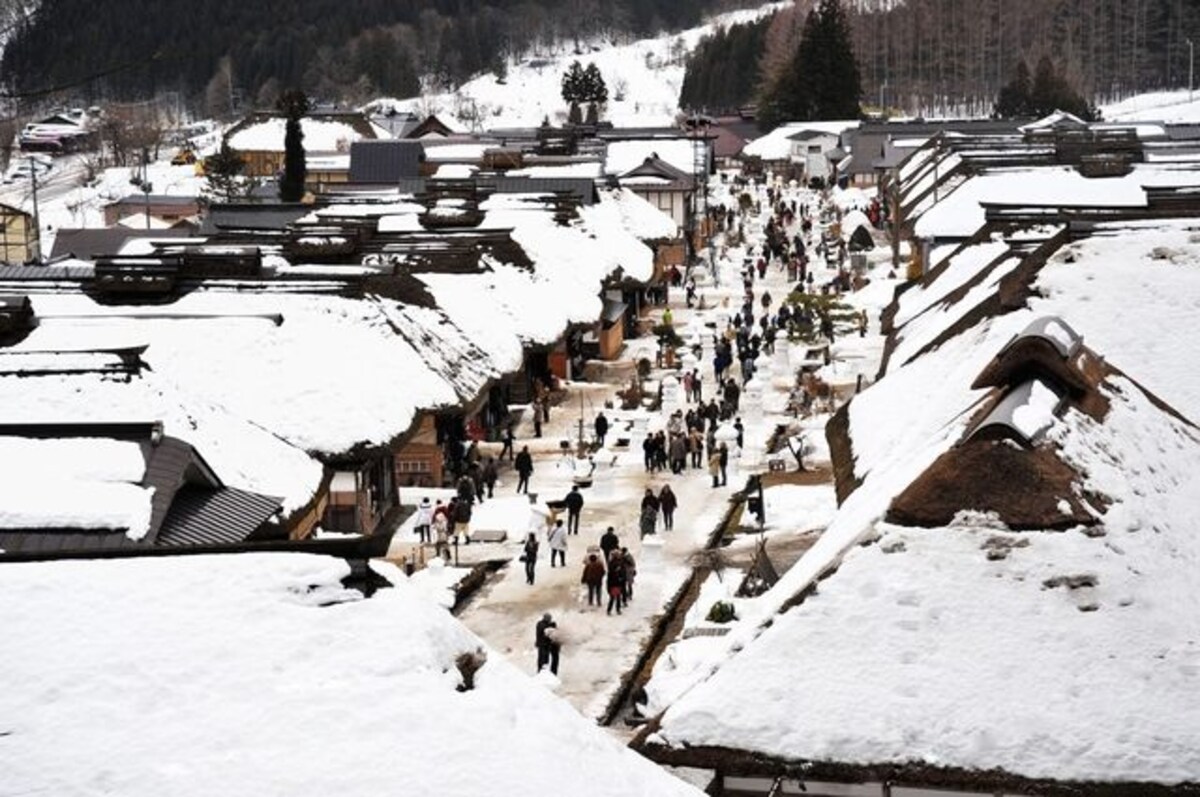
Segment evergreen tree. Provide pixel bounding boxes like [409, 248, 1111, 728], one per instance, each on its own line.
[582, 62, 608, 104]
[1029, 56, 1095, 119]
[561, 60, 586, 120]
[276, 89, 309, 203]
[203, 142, 253, 202]
[758, 0, 861, 130]
[994, 60, 1033, 118]
[582, 61, 607, 122]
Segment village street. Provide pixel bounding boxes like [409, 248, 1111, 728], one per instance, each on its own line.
[388, 174, 897, 724]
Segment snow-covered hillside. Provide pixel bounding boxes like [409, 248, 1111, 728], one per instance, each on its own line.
[1102, 89, 1200, 122]
[383, 2, 786, 130]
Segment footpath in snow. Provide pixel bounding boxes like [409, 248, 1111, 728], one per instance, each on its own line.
[394, 175, 898, 725]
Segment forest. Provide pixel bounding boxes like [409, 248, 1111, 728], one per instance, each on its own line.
[682, 0, 1200, 120]
[0, 0, 753, 114]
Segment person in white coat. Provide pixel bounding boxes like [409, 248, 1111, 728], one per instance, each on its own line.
[547, 519, 568, 568]
[414, 497, 433, 544]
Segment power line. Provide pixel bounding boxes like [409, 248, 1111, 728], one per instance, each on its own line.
[0, 50, 168, 101]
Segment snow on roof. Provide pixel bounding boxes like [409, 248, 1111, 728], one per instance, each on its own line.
[227, 117, 377, 153]
[604, 138, 698, 176]
[433, 163, 478, 178]
[829, 186, 872, 213]
[508, 162, 603, 179]
[839, 209, 872, 236]
[911, 164, 1200, 240]
[651, 216, 1200, 786]
[742, 121, 859, 161]
[1019, 110, 1088, 133]
[600, 186, 678, 240]
[423, 143, 489, 162]
[1028, 219, 1200, 421]
[0, 436, 153, 537]
[0, 553, 704, 797]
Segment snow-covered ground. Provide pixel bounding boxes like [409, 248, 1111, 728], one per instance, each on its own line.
[1102, 88, 1200, 122]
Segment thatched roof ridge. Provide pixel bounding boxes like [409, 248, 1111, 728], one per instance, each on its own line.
[635, 740, 1200, 797]
[885, 436, 1096, 530]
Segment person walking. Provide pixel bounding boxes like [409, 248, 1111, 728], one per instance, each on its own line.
[414, 496, 433, 544]
[481, 457, 498, 498]
[499, 422, 515, 462]
[669, 433, 687, 475]
[548, 519, 568, 567]
[719, 442, 729, 486]
[434, 510, 450, 559]
[515, 446, 533, 494]
[620, 547, 637, 604]
[535, 613, 560, 675]
[522, 531, 540, 585]
[659, 484, 678, 531]
[581, 553, 605, 607]
[734, 417, 745, 450]
[532, 399, 543, 438]
[639, 488, 659, 537]
[606, 551, 626, 615]
[689, 426, 704, 469]
[594, 412, 609, 447]
[563, 485, 584, 535]
[600, 526, 620, 562]
[709, 447, 721, 488]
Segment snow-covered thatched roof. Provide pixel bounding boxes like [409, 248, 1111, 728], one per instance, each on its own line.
[643, 216, 1200, 790]
[0, 553, 704, 797]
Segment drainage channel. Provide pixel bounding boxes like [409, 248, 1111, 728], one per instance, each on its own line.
[451, 559, 510, 616]
[598, 484, 750, 729]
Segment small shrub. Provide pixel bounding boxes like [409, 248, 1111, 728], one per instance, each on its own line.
[706, 600, 737, 624]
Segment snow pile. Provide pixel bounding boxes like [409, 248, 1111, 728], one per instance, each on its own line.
[0, 553, 704, 797]
[0, 437, 153, 538]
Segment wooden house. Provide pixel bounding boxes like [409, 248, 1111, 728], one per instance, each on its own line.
[102, 194, 203, 227]
[224, 111, 388, 178]
[0, 422, 287, 561]
[0, 203, 38, 263]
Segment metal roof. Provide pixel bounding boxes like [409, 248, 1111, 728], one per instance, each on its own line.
[0, 262, 95, 280]
[349, 140, 424, 184]
[156, 485, 281, 547]
[49, 228, 192, 260]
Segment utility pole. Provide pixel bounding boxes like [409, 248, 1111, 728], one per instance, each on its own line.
[28, 156, 42, 264]
[141, 148, 153, 230]
[1189, 39, 1194, 102]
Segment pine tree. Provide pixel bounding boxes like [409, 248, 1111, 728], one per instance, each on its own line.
[1029, 56, 1094, 119]
[582, 61, 607, 122]
[758, 0, 861, 130]
[995, 60, 1033, 118]
[203, 142, 252, 202]
[276, 89, 310, 203]
[561, 60, 586, 121]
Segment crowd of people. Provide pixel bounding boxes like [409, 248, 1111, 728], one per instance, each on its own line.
[419, 176, 868, 680]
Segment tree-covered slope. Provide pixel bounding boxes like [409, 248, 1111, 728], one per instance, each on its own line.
[1, 0, 746, 108]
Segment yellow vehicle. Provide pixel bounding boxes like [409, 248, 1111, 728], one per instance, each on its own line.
[171, 147, 197, 166]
